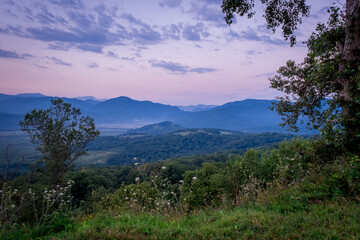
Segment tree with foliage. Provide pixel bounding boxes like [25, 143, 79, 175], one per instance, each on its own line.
[222, 0, 360, 153]
[19, 98, 100, 186]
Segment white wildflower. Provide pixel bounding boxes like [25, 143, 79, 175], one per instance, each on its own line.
[192, 177, 197, 180]
[161, 166, 166, 170]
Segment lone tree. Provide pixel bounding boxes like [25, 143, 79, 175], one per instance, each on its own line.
[20, 98, 100, 186]
[222, 0, 360, 153]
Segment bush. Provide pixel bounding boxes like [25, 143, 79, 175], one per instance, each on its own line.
[181, 163, 228, 209]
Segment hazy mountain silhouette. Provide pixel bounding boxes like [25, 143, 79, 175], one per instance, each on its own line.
[177, 104, 218, 112]
[90, 96, 185, 123]
[173, 99, 284, 132]
[0, 93, 303, 133]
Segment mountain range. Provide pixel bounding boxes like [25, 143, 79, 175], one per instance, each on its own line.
[0, 93, 309, 134]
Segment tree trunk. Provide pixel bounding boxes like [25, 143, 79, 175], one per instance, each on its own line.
[340, 0, 360, 151]
[340, 0, 360, 102]
[344, 0, 360, 63]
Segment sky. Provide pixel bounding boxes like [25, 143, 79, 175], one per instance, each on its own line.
[0, 0, 339, 105]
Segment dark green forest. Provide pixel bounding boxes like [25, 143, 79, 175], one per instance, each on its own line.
[86, 130, 296, 165]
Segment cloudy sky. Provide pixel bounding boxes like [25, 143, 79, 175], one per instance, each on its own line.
[0, 0, 337, 105]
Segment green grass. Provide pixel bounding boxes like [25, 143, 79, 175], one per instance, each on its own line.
[2, 200, 359, 240]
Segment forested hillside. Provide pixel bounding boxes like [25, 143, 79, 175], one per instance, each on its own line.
[83, 129, 295, 165]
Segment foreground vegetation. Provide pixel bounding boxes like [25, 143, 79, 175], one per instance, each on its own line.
[4, 199, 360, 240]
[1, 138, 359, 239]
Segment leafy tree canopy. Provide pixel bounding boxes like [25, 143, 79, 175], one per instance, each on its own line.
[222, 0, 310, 46]
[222, 0, 360, 153]
[19, 98, 100, 186]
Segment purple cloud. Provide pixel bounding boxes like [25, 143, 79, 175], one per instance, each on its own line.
[0, 48, 32, 59]
[87, 62, 98, 68]
[46, 0, 84, 9]
[228, 28, 288, 46]
[182, 23, 209, 41]
[159, 0, 182, 8]
[149, 60, 217, 74]
[46, 56, 72, 66]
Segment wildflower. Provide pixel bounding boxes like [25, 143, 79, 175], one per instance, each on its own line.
[179, 180, 184, 183]
[192, 177, 197, 180]
[135, 177, 140, 182]
[161, 166, 166, 170]
[135, 163, 139, 166]
[11, 204, 15, 208]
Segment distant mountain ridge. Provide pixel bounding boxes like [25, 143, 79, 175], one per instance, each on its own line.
[0, 93, 304, 134]
[76, 96, 108, 102]
[177, 104, 218, 112]
[15, 93, 47, 98]
[174, 99, 283, 132]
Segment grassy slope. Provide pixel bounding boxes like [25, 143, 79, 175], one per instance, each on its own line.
[4, 200, 359, 240]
